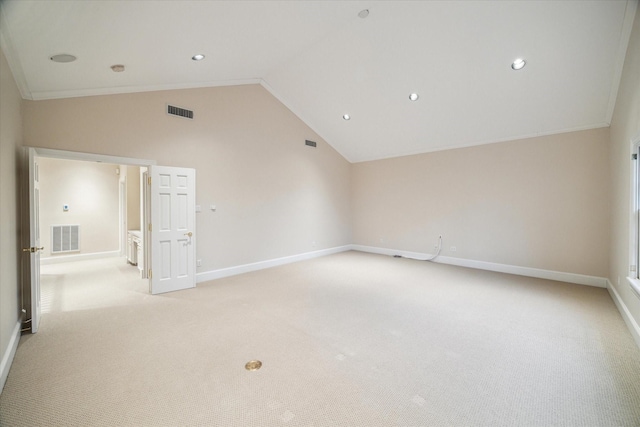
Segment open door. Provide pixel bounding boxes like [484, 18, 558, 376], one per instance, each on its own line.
[148, 166, 196, 294]
[21, 147, 42, 333]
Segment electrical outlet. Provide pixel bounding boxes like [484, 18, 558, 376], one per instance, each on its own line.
[450, 246, 457, 252]
[379, 238, 384, 244]
[312, 241, 317, 247]
[434, 245, 439, 250]
[197, 259, 202, 267]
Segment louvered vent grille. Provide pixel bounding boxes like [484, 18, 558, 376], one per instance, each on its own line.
[51, 225, 79, 253]
[167, 104, 194, 119]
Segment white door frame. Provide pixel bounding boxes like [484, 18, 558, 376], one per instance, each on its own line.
[21, 147, 41, 333]
[119, 179, 127, 257]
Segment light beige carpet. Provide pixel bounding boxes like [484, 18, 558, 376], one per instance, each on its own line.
[1, 251, 639, 426]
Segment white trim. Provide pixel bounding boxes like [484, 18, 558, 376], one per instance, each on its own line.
[351, 245, 607, 288]
[626, 276, 640, 300]
[196, 245, 351, 283]
[608, 279, 640, 350]
[629, 134, 640, 278]
[30, 147, 156, 167]
[40, 250, 121, 265]
[0, 321, 21, 393]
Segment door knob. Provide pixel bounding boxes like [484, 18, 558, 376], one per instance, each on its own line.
[22, 247, 44, 253]
[184, 232, 193, 237]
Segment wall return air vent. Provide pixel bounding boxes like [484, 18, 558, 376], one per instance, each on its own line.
[51, 225, 79, 253]
[167, 104, 194, 120]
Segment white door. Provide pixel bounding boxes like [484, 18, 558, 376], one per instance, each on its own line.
[22, 147, 42, 333]
[149, 166, 196, 294]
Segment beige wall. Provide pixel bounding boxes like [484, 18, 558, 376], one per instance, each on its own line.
[352, 128, 611, 277]
[0, 47, 23, 388]
[38, 158, 120, 258]
[610, 6, 640, 334]
[126, 166, 140, 231]
[23, 84, 353, 271]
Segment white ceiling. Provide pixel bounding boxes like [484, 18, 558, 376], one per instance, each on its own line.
[1, 0, 636, 162]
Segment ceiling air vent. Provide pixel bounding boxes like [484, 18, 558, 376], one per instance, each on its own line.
[167, 104, 194, 120]
[305, 140, 317, 148]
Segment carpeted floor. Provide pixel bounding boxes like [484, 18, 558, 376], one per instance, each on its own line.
[1, 251, 639, 426]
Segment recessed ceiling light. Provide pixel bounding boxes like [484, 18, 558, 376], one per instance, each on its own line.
[110, 64, 125, 72]
[192, 54, 205, 61]
[409, 93, 419, 101]
[343, 114, 351, 120]
[50, 54, 77, 63]
[358, 9, 369, 18]
[511, 58, 526, 70]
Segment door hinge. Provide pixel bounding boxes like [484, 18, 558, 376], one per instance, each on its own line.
[148, 223, 152, 232]
[148, 176, 151, 185]
[149, 269, 152, 279]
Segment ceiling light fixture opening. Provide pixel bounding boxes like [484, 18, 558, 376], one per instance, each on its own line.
[358, 9, 369, 19]
[511, 58, 526, 70]
[192, 54, 205, 61]
[409, 93, 419, 101]
[110, 64, 125, 72]
[50, 54, 77, 63]
[343, 114, 351, 120]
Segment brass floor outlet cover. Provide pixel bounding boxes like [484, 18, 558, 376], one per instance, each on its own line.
[245, 360, 262, 371]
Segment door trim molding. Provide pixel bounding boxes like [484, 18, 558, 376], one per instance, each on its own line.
[28, 147, 156, 166]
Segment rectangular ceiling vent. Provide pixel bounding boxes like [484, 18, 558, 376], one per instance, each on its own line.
[167, 104, 194, 120]
[305, 140, 317, 148]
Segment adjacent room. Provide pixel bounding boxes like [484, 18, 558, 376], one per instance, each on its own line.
[1, 1, 639, 425]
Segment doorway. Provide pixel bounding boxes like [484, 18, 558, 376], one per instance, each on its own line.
[22, 147, 197, 333]
[21, 147, 156, 333]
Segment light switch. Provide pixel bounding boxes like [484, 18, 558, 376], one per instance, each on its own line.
[195, 205, 202, 213]
[210, 204, 216, 211]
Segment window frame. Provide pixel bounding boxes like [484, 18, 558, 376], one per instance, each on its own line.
[627, 133, 640, 299]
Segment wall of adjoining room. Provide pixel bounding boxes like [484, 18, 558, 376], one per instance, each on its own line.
[38, 157, 120, 259]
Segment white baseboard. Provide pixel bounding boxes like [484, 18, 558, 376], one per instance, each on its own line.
[40, 250, 121, 265]
[350, 245, 608, 288]
[0, 321, 21, 393]
[196, 245, 352, 283]
[607, 279, 640, 350]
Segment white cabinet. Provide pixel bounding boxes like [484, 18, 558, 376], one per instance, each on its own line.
[127, 230, 143, 273]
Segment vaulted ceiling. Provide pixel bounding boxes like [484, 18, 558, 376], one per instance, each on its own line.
[1, 1, 636, 162]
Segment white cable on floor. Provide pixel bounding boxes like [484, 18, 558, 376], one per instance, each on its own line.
[394, 235, 442, 262]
